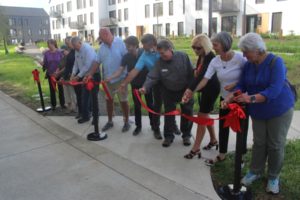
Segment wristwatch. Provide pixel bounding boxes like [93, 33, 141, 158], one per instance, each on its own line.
[250, 95, 256, 103]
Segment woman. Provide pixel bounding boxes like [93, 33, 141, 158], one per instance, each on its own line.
[42, 39, 65, 110]
[183, 34, 220, 159]
[223, 33, 294, 194]
[182, 32, 248, 163]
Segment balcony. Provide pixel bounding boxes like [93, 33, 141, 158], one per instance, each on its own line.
[69, 22, 86, 29]
[100, 18, 118, 27]
[50, 10, 62, 18]
[212, 0, 241, 13]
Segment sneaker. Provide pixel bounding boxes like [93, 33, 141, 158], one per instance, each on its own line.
[102, 121, 114, 132]
[153, 129, 162, 140]
[174, 126, 182, 135]
[241, 171, 261, 186]
[77, 117, 90, 124]
[162, 138, 174, 147]
[182, 137, 191, 146]
[132, 127, 141, 136]
[122, 122, 131, 132]
[266, 178, 279, 194]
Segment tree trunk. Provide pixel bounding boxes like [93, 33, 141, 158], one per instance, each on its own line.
[3, 36, 9, 55]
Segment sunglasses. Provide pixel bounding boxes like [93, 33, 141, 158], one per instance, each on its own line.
[192, 46, 203, 51]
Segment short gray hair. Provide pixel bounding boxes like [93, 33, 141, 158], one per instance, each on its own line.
[238, 32, 266, 53]
[71, 36, 82, 45]
[157, 39, 173, 50]
[211, 31, 232, 52]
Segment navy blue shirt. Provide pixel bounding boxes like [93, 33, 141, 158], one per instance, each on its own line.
[236, 53, 294, 120]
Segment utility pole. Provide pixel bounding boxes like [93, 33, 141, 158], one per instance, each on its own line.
[242, 0, 247, 35]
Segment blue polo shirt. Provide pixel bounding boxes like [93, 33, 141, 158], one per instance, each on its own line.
[135, 51, 160, 71]
[96, 37, 127, 83]
[236, 53, 294, 120]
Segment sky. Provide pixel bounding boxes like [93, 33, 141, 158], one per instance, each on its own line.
[0, 0, 49, 12]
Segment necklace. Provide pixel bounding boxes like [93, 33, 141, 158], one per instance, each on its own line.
[220, 51, 233, 69]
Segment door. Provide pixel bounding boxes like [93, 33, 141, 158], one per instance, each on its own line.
[246, 15, 257, 33]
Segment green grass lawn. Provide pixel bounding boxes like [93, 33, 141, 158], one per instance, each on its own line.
[211, 139, 300, 199]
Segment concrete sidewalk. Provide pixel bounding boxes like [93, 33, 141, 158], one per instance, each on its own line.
[1, 90, 299, 200]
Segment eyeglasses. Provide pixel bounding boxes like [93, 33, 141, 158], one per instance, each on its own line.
[192, 46, 203, 51]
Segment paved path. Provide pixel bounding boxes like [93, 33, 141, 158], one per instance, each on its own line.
[1, 90, 300, 200]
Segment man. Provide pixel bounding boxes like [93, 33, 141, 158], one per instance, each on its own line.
[70, 36, 98, 124]
[119, 34, 163, 139]
[87, 27, 130, 132]
[140, 40, 194, 147]
[119, 36, 154, 136]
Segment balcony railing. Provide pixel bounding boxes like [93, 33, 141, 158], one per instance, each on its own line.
[212, 0, 241, 13]
[100, 18, 118, 27]
[69, 22, 86, 29]
[50, 10, 62, 18]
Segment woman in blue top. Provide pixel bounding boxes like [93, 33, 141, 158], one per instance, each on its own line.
[222, 33, 294, 195]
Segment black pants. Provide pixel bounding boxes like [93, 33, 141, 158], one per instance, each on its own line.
[47, 75, 65, 108]
[131, 84, 154, 128]
[152, 83, 163, 131]
[74, 84, 82, 116]
[219, 97, 249, 154]
[162, 87, 194, 140]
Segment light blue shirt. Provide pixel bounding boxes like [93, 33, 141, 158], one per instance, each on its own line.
[135, 51, 160, 71]
[96, 37, 127, 83]
[72, 43, 97, 78]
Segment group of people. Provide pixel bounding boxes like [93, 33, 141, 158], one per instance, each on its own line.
[41, 28, 295, 195]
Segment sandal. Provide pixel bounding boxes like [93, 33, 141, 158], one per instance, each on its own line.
[203, 141, 219, 150]
[184, 149, 201, 159]
[205, 155, 225, 166]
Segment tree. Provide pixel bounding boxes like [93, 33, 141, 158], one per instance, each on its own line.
[0, 6, 9, 54]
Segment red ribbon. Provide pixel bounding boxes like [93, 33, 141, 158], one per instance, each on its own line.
[101, 81, 112, 101]
[32, 69, 40, 83]
[133, 89, 245, 132]
[223, 103, 246, 132]
[50, 75, 57, 92]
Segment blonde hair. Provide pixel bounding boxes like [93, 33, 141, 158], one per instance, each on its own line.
[191, 34, 213, 55]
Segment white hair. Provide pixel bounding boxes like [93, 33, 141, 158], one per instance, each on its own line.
[238, 32, 267, 53]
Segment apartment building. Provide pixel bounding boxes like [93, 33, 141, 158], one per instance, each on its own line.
[49, 0, 299, 41]
[0, 6, 50, 44]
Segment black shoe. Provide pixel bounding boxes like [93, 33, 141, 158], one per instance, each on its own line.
[132, 127, 141, 136]
[122, 122, 131, 132]
[153, 129, 162, 140]
[183, 137, 191, 146]
[162, 138, 174, 147]
[87, 132, 108, 141]
[75, 114, 81, 119]
[77, 118, 90, 124]
[102, 121, 114, 131]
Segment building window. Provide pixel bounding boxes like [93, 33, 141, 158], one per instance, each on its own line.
[77, 0, 83, 9]
[153, 2, 163, 17]
[67, 1, 72, 12]
[52, 21, 55, 29]
[118, 9, 122, 21]
[90, 0, 93, 6]
[166, 23, 170, 36]
[255, 0, 264, 3]
[124, 0, 127, 2]
[18, 19, 23, 26]
[153, 24, 162, 37]
[84, 14, 87, 24]
[169, 1, 173, 16]
[183, 0, 185, 14]
[108, 0, 116, 5]
[83, 0, 86, 8]
[28, 29, 31, 35]
[118, 27, 122, 37]
[196, 0, 202, 10]
[24, 19, 28, 26]
[39, 29, 42, 35]
[90, 12, 94, 24]
[43, 29, 48, 35]
[145, 4, 150, 18]
[45, 19, 49, 25]
[178, 22, 184, 36]
[109, 10, 116, 19]
[124, 8, 128, 20]
[61, 3, 64, 13]
[118, 0, 121, 3]
[56, 20, 61, 29]
[124, 27, 129, 37]
[272, 12, 282, 33]
[10, 29, 16, 36]
[195, 18, 202, 34]
[77, 15, 83, 23]
[212, 17, 217, 34]
[221, 16, 237, 35]
[62, 18, 65, 27]
[68, 17, 71, 27]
